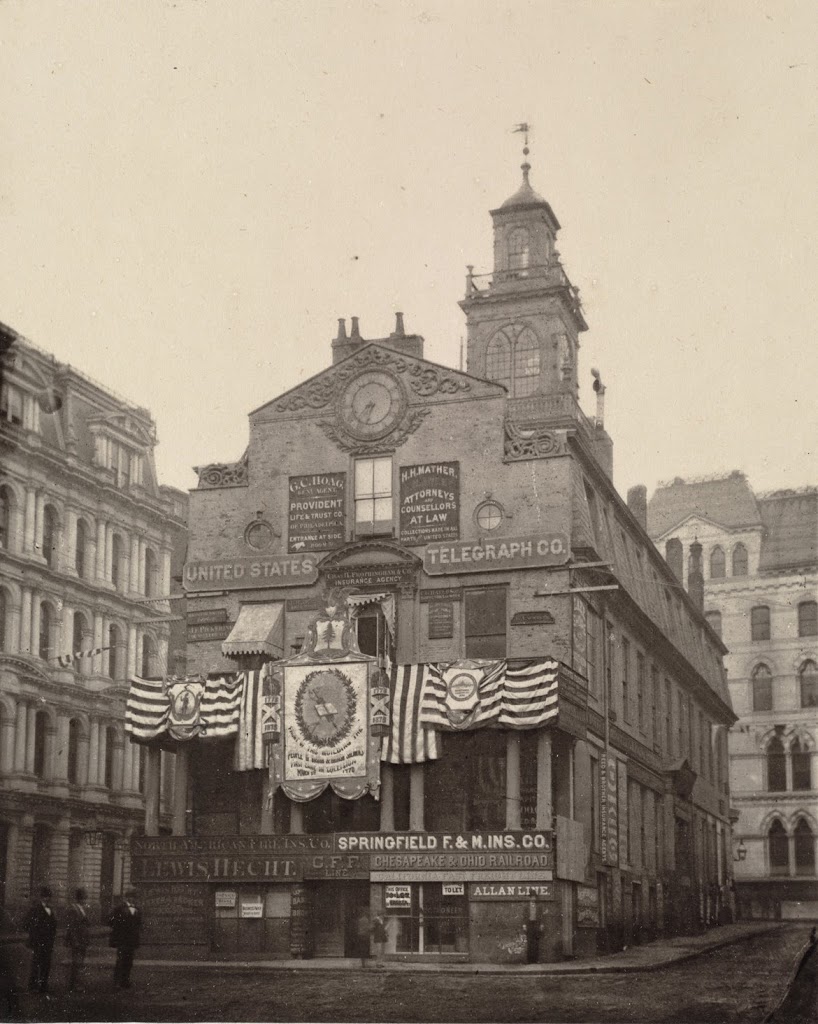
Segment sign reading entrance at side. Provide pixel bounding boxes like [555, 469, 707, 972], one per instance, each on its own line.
[288, 474, 346, 553]
[424, 534, 570, 575]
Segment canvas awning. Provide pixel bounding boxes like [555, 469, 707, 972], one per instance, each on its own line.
[347, 592, 395, 636]
[221, 602, 284, 658]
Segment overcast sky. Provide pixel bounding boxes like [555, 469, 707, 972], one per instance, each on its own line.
[2, 0, 816, 500]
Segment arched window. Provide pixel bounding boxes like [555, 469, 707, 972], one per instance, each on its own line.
[42, 504, 58, 568]
[732, 543, 748, 576]
[108, 624, 121, 680]
[33, 711, 48, 778]
[507, 228, 530, 270]
[794, 819, 815, 876]
[103, 726, 116, 788]
[705, 610, 722, 639]
[485, 332, 511, 390]
[0, 590, 6, 651]
[752, 664, 773, 713]
[38, 602, 51, 660]
[0, 486, 11, 548]
[751, 605, 770, 641]
[769, 820, 789, 875]
[799, 660, 818, 708]
[72, 611, 86, 661]
[767, 736, 786, 791]
[710, 547, 725, 579]
[111, 533, 123, 590]
[67, 719, 80, 784]
[141, 634, 155, 678]
[144, 547, 158, 597]
[665, 538, 683, 581]
[792, 738, 811, 791]
[512, 327, 540, 397]
[75, 519, 87, 577]
[798, 601, 818, 638]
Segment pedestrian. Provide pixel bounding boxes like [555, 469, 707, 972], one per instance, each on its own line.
[371, 914, 387, 965]
[108, 889, 142, 989]
[355, 908, 370, 968]
[24, 886, 57, 994]
[64, 887, 90, 992]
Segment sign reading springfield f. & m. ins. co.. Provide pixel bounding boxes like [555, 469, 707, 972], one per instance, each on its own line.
[183, 555, 318, 591]
[424, 534, 570, 575]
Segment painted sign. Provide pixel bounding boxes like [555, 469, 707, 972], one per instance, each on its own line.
[385, 885, 411, 909]
[183, 555, 318, 591]
[469, 883, 553, 901]
[618, 760, 629, 868]
[289, 884, 312, 959]
[187, 609, 229, 625]
[322, 563, 416, 591]
[427, 601, 454, 639]
[303, 854, 368, 880]
[288, 473, 346, 552]
[399, 462, 460, 544]
[131, 855, 301, 883]
[424, 534, 570, 575]
[187, 621, 232, 643]
[372, 870, 553, 883]
[419, 587, 462, 603]
[442, 883, 464, 896]
[214, 890, 237, 908]
[241, 897, 263, 919]
[335, 831, 552, 853]
[600, 753, 619, 866]
[370, 851, 552, 873]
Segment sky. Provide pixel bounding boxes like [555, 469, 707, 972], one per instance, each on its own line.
[2, 0, 817, 499]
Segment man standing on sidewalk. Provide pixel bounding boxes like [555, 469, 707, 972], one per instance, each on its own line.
[24, 886, 57, 994]
[108, 889, 142, 989]
[65, 888, 90, 992]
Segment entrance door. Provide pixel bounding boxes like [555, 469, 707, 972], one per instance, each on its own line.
[309, 881, 370, 958]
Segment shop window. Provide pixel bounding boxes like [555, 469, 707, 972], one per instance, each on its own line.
[422, 885, 469, 954]
[464, 588, 506, 659]
[705, 610, 722, 638]
[731, 543, 748, 576]
[508, 227, 530, 270]
[710, 546, 725, 579]
[354, 457, 392, 537]
[792, 738, 811, 791]
[798, 601, 818, 638]
[752, 664, 773, 712]
[766, 737, 786, 792]
[0, 383, 24, 425]
[426, 731, 506, 832]
[769, 820, 789, 875]
[42, 505, 58, 568]
[751, 606, 770, 641]
[794, 819, 815, 876]
[800, 661, 818, 708]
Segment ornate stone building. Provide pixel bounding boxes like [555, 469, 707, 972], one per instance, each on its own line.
[0, 321, 187, 923]
[648, 473, 818, 919]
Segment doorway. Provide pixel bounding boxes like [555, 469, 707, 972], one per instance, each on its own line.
[309, 881, 370, 958]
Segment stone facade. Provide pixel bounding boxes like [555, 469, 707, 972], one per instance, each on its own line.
[0, 322, 187, 924]
[648, 473, 818, 919]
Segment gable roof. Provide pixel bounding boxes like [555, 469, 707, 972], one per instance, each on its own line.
[647, 472, 762, 538]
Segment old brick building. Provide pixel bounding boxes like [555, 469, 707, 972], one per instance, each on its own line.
[0, 321, 187, 924]
[130, 156, 735, 963]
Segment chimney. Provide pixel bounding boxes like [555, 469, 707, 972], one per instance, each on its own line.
[350, 316, 361, 341]
[688, 540, 704, 611]
[336, 318, 347, 341]
[392, 312, 406, 337]
[627, 485, 647, 530]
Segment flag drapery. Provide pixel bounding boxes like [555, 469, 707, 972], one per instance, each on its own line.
[126, 677, 170, 741]
[380, 664, 441, 764]
[55, 645, 112, 667]
[234, 666, 268, 770]
[125, 675, 241, 743]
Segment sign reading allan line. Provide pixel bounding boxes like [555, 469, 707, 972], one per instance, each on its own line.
[424, 534, 570, 574]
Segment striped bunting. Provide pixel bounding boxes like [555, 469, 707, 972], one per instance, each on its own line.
[498, 659, 560, 728]
[126, 676, 170, 741]
[420, 660, 506, 731]
[199, 676, 242, 738]
[381, 664, 440, 764]
[233, 666, 267, 770]
[55, 646, 111, 667]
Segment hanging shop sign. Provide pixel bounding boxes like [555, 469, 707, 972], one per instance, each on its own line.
[334, 831, 552, 854]
[183, 555, 318, 591]
[399, 462, 460, 545]
[288, 473, 347, 552]
[469, 883, 554, 901]
[423, 534, 570, 575]
[618, 760, 629, 868]
[600, 753, 619, 867]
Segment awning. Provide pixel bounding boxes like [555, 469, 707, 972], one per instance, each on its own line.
[222, 602, 284, 658]
[347, 592, 395, 636]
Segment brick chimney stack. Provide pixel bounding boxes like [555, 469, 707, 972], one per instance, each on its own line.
[688, 539, 704, 611]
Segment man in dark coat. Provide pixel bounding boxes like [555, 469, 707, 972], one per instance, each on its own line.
[24, 886, 57, 993]
[108, 889, 142, 989]
[64, 887, 91, 992]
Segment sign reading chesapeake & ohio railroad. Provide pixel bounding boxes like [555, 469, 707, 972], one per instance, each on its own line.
[183, 555, 318, 591]
[399, 462, 460, 544]
[288, 473, 346, 553]
[423, 534, 570, 575]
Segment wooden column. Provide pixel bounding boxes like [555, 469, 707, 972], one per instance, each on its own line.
[536, 730, 553, 829]
[505, 732, 522, 830]
[409, 763, 424, 831]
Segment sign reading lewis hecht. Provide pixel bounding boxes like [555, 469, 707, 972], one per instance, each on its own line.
[399, 462, 460, 544]
[183, 555, 318, 591]
[424, 534, 570, 575]
[288, 473, 346, 552]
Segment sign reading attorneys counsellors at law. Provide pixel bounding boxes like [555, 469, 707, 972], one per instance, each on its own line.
[183, 555, 318, 591]
[424, 534, 570, 575]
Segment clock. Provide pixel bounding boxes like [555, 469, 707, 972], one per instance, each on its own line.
[338, 370, 407, 440]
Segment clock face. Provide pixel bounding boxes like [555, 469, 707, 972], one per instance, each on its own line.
[338, 370, 407, 440]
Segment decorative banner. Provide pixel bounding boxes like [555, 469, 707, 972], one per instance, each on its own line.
[183, 555, 318, 591]
[165, 679, 205, 740]
[420, 660, 505, 730]
[423, 534, 570, 575]
[288, 473, 346, 552]
[399, 462, 460, 544]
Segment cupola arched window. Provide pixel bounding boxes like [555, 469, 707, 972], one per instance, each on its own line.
[485, 325, 540, 398]
[766, 736, 786, 791]
[794, 819, 815, 876]
[768, 820, 789, 875]
[710, 547, 725, 579]
[507, 228, 530, 270]
[752, 664, 773, 712]
[732, 543, 748, 576]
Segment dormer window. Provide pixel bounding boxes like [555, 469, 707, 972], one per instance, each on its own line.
[95, 434, 144, 488]
[0, 382, 24, 426]
[508, 228, 530, 271]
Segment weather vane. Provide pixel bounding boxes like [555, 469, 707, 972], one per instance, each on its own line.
[513, 122, 531, 150]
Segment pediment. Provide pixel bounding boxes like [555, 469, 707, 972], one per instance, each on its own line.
[2, 350, 51, 392]
[318, 539, 423, 570]
[86, 410, 154, 447]
[252, 344, 506, 420]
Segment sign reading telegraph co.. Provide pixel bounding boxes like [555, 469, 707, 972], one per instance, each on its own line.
[424, 534, 570, 575]
[183, 555, 318, 591]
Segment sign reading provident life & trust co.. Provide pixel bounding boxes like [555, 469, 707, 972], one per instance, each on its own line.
[424, 534, 570, 575]
[183, 555, 319, 591]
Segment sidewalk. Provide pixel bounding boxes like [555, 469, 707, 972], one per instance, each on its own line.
[85, 921, 783, 976]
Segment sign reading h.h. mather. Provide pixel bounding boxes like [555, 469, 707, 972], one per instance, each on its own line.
[399, 462, 460, 544]
[183, 555, 318, 591]
[288, 473, 346, 552]
[424, 534, 570, 575]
